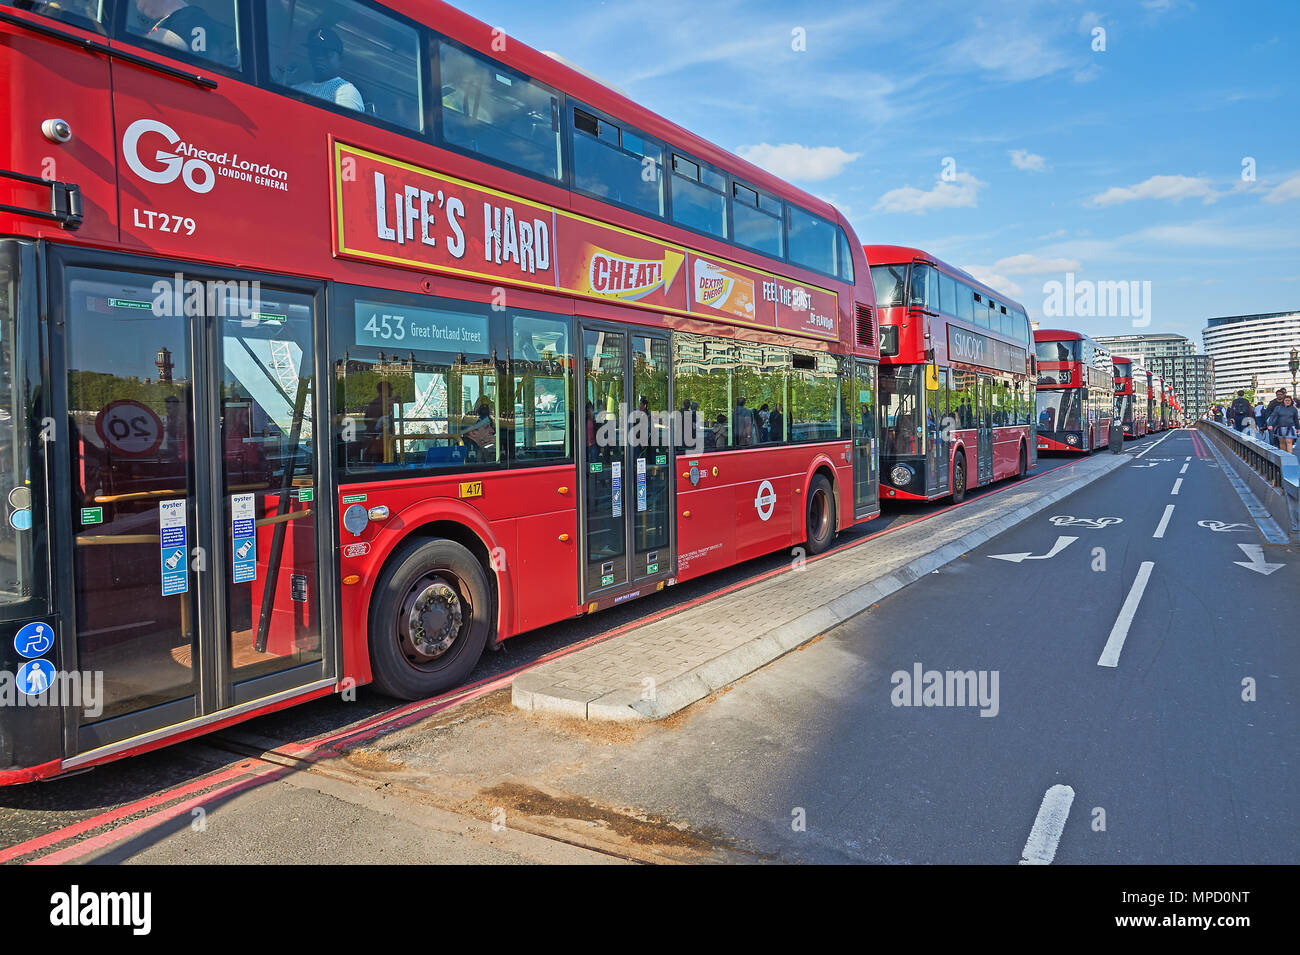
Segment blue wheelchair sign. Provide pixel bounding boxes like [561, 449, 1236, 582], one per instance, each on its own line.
[14, 620, 54, 658]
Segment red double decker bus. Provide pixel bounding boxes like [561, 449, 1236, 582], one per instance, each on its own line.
[1033, 329, 1114, 452]
[0, 0, 881, 783]
[1112, 356, 1147, 438]
[865, 246, 1035, 504]
[1151, 374, 1168, 431]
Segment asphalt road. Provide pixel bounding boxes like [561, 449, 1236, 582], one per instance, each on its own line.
[14, 431, 1287, 866]
[479, 427, 1296, 863]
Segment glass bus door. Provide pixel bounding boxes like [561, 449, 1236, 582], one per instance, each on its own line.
[929, 366, 950, 495]
[976, 373, 994, 484]
[852, 360, 879, 518]
[57, 257, 330, 754]
[579, 325, 674, 601]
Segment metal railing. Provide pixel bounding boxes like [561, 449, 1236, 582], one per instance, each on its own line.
[1197, 419, 1300, 533]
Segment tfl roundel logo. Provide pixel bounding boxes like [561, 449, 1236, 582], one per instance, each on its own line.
[753, 480, 776, 522]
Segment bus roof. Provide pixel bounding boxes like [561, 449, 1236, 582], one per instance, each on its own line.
[402, 0, 849, 231]
[861, 244, 1026, 313]
[1034, 328, 1088, 341]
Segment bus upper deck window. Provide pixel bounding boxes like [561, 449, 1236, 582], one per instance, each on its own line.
[125, 0, 242, 68]
[267, 1, 423, 131]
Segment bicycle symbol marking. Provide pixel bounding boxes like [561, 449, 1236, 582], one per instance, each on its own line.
[1197, 520, 1250, 533]
[1049, 515, 1123, 529]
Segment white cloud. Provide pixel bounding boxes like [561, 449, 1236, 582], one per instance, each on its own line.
[735, 143, 861, 183]
[1038, 229, 1066, 240]
[994, 254, 1082, 275]
[959, 267, 1023, 298]
[1009, 149, 1047, 172]
[1263, 174, 1300, 204]
[945, 21, 1067, 82]
[1089, 175, 1220, 206]
[873, 171, 984, 214]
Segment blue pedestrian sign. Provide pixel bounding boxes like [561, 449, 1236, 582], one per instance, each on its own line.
[14, 620, 54, 658]
[16, 659, 56, 696]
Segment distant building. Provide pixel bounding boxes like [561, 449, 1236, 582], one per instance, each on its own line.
[1095, 333, 1214, 418]
[1202, 311, 1300, 399]
[1094, 333, 1195, 363]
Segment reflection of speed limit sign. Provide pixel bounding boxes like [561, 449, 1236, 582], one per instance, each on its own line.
[96, 399, 163, 457]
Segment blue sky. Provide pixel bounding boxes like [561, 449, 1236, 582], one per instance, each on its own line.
[458, 0, 1299, 346]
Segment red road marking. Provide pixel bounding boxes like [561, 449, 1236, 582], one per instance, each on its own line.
[9, 455, 1086, 863]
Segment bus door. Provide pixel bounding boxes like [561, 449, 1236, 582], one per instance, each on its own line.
[578, 324, 675, 602]
[927, 365, 949, 496]
[852, 360, 879, 518]
[54, 253, 332, 757]
[976, 373, 994, 484]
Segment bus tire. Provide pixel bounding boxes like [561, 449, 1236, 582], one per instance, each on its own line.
[1015, 443, 1028, 479]
[951, 456, 967, 504]
[368, 537, 493, 700]
[804, 473, 836, 556]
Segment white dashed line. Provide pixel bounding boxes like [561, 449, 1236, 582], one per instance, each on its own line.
[1098, 561, 1155, 668]
[1133, 430, 1175, 458]
[1153, 504, 1175, 539]
[1020, 784, 1076, 865]
[1171, 478, 1183, 495]
[1179, 463, 1189, 474]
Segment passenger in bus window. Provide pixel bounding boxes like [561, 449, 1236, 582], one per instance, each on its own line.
[733, 397, 754, 446]
[294, 27, 364, 112]
[134, 0, 238, 66]
[769, 403, 784, 442]
[708, 414, 727, 450]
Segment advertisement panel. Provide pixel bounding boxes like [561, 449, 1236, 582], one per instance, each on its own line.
[334, 143, 839, 341]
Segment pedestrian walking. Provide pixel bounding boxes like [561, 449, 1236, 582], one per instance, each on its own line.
[1230, 391, 1253, 431]
[1267, 394, 1299, 453]
[1264, 388, 1288, 446]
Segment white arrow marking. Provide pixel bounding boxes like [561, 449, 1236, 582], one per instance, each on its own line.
[1128, 461, 1159, 468]
[989, 536, 1078, 563]
[1020, 784, 1076, 865]
[1234, 544, 1285, 576]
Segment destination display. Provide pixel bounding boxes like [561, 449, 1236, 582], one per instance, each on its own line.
[333, 142, 840, 341]
[946, 325, 1029, 375]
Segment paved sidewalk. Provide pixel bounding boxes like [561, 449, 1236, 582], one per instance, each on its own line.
[513, 453, 1130, 721]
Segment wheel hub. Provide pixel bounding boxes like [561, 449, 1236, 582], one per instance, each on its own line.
[401, 577, 463, 661]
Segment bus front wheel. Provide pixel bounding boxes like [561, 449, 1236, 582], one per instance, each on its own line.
[368, 537, 493, 700]
[951, 457, 967, 504]
[805, 473, 837, 555]
[1015, 444, 1028, 479]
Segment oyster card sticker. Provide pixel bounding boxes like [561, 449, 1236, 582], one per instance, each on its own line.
[231, 492, 257, 584]
[159, 498, 188, 596]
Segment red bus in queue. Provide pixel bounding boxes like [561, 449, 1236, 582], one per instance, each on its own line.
[865, 246, 1036, 504]
[1152, 374, 1168, 431]
[1112, 356, 1148, 438]
[1149, 369, 1170, 433]
[0, 0, 882, 783]
[1033, 329, 1115, 452]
